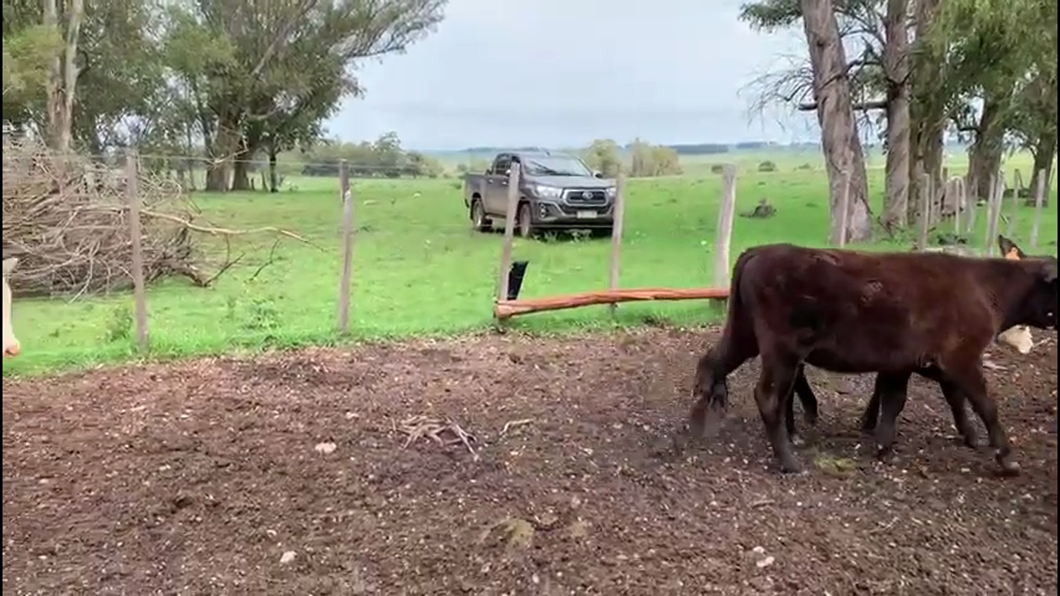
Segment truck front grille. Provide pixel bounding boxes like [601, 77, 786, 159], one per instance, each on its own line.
[564, 189, 607, 206]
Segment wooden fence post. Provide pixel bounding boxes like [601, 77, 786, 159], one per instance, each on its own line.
[985, 174, 1003, 256]
[336, 160, 355, 333]
[495, 163, 522, 319]
[837, 170, 852, 247]
[952, 178, 962, 235]
[935, 168, 947, 228]
[929, 174, 939, 228]
[1030, 169, 1046, 250]
[714, 165, 738, 289]
[125, 149, 149, 352]
[607, 173, 627, 317]
[964, 174, 978, 235]
[1005, 173, 1020, 238]
[917, 172, 930, 251]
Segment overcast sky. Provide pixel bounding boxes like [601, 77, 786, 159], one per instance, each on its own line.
[325, 0, 818, 150]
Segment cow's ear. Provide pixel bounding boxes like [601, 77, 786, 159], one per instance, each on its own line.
[1041, 259, 1058, 283]
[998, 235, 1024, 259]
[1, 258, 17, 277]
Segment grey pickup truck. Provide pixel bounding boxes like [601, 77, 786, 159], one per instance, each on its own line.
[463, 151, 617, 237]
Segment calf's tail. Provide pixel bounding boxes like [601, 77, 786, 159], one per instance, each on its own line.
[694, 247, 759, 408]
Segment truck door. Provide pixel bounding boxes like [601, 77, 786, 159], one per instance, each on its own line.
[485, 153, 512, 215]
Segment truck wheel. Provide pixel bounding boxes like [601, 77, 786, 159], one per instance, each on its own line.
[516, 203, 535, 238]
[471, 199, 492, 232]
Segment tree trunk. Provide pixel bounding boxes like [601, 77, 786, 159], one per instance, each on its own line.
[269, 150, 279, 193]
[907, 0, 944, 223]
[230, 134, 264, 192]
[183, 123, 197, 191]
[880, 0, 911, 233]
[800, 0, 873, 243]
[909, 127, 944, 222]
[205, 115, 240, 192]
[231, 159, 252, 191]
[967, 96, 1005, 201]
[1029, 131, 1056, 207]
[205, 160, 228, 192]
[42, 0, 85, 154]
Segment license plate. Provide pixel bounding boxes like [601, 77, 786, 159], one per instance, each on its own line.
[576, 210, 596, 219]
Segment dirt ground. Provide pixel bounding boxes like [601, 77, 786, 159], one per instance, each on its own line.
[3, 326, 1057, 596]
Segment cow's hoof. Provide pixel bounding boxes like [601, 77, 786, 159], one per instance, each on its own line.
[778, 458, 803, 475]
[875, 445, 896, 464]
[996, 454, 1021, 477]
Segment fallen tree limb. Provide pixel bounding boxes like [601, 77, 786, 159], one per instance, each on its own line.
[85, 205, 324, 251]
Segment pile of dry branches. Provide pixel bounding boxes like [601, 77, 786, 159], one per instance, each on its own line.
[2, 136, 313, 298]
[399, 415, 478, 457]
[1, 136, 210, 297]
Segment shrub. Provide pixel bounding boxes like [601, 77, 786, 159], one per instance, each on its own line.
[757, 161, 777, 173]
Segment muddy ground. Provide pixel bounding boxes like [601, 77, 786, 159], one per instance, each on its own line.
[3, 326, 1057, 595]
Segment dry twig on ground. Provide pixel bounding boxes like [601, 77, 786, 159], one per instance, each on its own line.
[500, 418, 534, 437]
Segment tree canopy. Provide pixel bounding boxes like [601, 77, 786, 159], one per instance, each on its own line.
[2, 0, 449, 191]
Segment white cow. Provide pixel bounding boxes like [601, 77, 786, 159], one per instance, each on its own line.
[3, 257, 19, 358]
[997, 235, 1035, 354]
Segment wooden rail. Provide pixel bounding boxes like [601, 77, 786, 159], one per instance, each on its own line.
[494, 287, 729, 320]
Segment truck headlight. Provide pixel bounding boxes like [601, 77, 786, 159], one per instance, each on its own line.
[605, 186, 617, 198]
[534, 184, 563, 199]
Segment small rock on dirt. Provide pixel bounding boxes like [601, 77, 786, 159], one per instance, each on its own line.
[314, 442, 337, 455]
[280, 550, 296, 564]
[566, 520, 590, 539]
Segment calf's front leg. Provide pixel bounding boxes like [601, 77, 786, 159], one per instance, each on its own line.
[945, 359, 1019, 475]
[872, 371, 912, 460]
[755, 357, 802, 473]
[785, 364, 820, 446]
[861, 369, 979, 449]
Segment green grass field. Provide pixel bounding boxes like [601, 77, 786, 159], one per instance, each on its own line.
[4, 152, 1057, 377]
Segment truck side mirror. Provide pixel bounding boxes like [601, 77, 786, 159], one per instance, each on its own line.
[592, 171, 603, 179]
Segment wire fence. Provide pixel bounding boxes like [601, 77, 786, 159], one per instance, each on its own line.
[2, 147, 1055, 367]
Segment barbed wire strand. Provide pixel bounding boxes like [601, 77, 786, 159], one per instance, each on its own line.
[3, 151, 824, 172]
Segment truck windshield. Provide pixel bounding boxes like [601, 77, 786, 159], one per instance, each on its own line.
[523, 157, 593, 177]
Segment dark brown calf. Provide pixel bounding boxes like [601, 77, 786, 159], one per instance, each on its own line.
[692, 244, 1057, 474]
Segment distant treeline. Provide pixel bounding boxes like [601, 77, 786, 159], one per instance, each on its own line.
[449, 139, 979, 157]
[295, 132, 447, 179]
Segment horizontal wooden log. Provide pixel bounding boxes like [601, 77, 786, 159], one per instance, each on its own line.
[494, 287, 730, 320]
